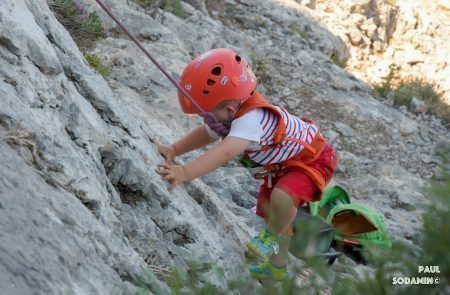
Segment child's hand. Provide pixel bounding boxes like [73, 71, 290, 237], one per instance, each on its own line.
[157, 143, 177, 163]
[156, 163, 188, 192]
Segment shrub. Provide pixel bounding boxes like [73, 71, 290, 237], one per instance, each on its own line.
[85, 54, 112, 77]
[331, 53, 347, 68]
[135, 0, 184, 17]
[135, 0, 161, 10]
[48, 0, 108, 51]
[394, 78, 450, 124]
[372, 65, 450, 126]
[372, 64, 400, 97]
[161, 0, 184, 17]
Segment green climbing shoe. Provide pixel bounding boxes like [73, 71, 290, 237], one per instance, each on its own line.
[248, 261, 289, 281]
[247, 229, 280, 261]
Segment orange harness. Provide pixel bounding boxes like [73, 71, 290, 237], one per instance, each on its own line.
[235, 91, 329, 194]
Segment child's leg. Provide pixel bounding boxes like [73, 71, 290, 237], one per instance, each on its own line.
[249, 172, 315, 262]
[266, 188, 297, 266]
[268, 188, 297, 235]
[272, 231, 292, 266]
[260, 223, 294, 267]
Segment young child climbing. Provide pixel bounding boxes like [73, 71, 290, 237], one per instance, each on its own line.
[156, 48, 337, 280]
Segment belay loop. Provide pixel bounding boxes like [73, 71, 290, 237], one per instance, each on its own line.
[94, 0, 225, 136]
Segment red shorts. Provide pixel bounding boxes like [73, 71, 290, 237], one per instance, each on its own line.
[255, 145, 337, 218]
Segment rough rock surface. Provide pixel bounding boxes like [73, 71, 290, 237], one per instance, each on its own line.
[295, 0, 450, 102]
[0, 0, 448, 293]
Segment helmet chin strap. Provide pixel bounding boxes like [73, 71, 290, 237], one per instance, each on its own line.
[203, 113, 231, 137]
[94, 0, 222, 134]
[204, 99, 247, 137]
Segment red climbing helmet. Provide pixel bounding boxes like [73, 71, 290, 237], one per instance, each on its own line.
[178, 48, 257, 114]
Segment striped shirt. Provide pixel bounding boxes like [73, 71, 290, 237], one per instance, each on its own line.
[205, 107, 318, 165]
[234, 107, 317, 165]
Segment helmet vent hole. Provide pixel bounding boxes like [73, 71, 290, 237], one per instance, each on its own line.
[235, 55, 241, 64]
[207, 79, 215, 86]
[211, 66, 222, 76]
[203, 90, 209, 95]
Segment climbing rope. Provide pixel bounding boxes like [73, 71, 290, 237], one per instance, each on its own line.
[94, 0, 220, 129]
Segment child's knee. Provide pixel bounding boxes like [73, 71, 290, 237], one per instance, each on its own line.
[270, 188, 295, 208]
[270, 189, 297, 221]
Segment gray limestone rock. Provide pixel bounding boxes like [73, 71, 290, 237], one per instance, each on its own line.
[410, 96, 428, 113]
[0, 0, 448, 293]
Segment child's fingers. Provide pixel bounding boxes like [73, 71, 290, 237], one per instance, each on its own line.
[155, 162, 180, 192]
[155, 168, 167, 175]
[155, 163, 172, 176]
[157, 162, 171, 170]
[163, 173, 174, 181]
[156, 145, 169, 159]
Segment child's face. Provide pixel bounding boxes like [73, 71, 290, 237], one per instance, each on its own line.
[210, 104, 238, 123]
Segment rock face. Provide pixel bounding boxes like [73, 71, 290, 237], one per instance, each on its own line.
[0, 0, 448, 293]
[297, 0, 450, 103]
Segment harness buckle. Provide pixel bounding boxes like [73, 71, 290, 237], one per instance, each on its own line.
[252, 170, 272, 179]
[248, 164, 284, 180]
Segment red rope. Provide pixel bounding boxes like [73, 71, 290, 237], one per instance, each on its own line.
[94, 0, 213, 120]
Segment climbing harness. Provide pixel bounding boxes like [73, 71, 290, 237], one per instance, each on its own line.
[234, 91, 330, 193]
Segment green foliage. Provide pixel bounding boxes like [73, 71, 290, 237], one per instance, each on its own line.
[331, 53, 347, 68]
[372, 65, 449, 125]
[239, 154, 258, 168]
[167, 261, 241, 294]
[131, 270, 166, 295]
[48, 0, 108, 51]
[394, 78, 450, 124]
[161, 0, 184, 17]
[420, 146, 450, 286]
[135, 0, 184, 17]
[290, 25, 308, 40]
[85, 54, 112, 77]
[135, 0, 156, 8]
[393, 78, 441, 106]
[372, 63, 400, 97]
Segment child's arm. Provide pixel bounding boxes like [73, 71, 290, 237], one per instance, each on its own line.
[157, 125, 218, 163]
[173, 125, 218, 155]
[184, 136, 251, 179]
[157, 136, 251, 191]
